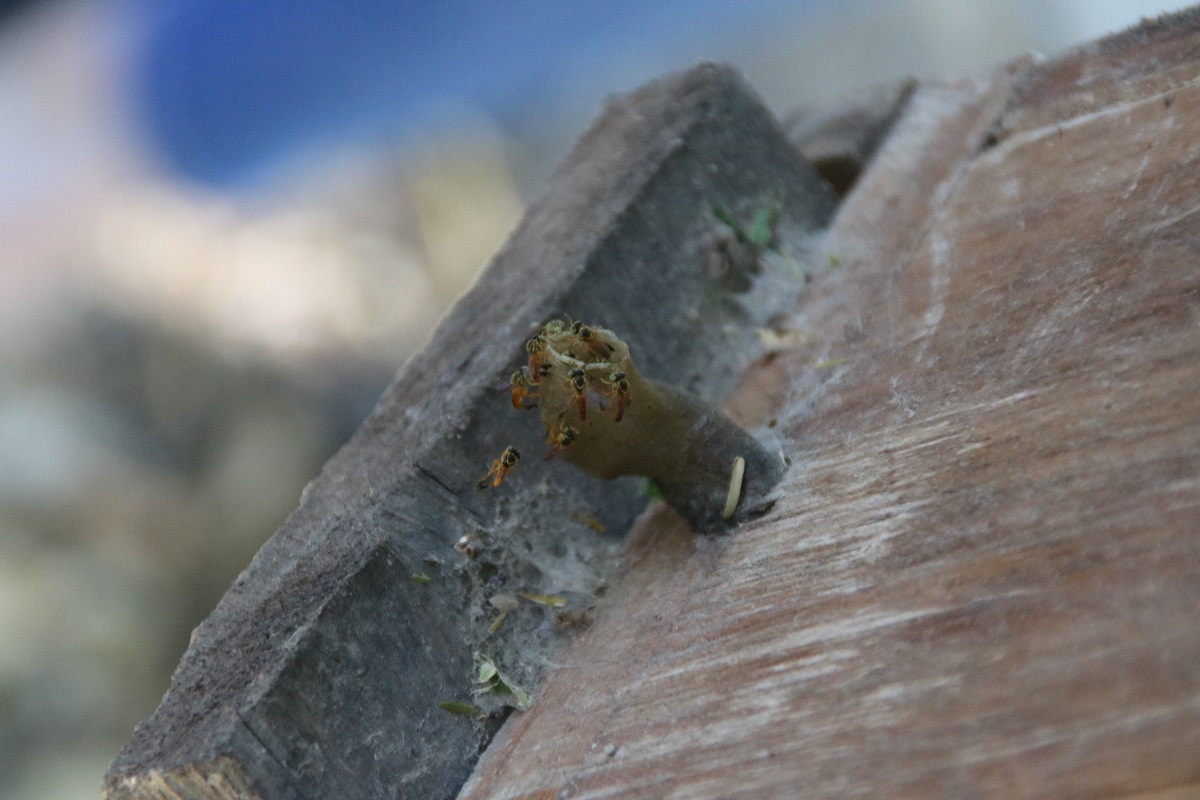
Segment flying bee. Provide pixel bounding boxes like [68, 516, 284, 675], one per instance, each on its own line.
[606, 371, 631, 422]
[510, 369, 538, 410]
[567, 368, 588, 420]
[544, 421, 577, 460]
[477, 446, 520, 490]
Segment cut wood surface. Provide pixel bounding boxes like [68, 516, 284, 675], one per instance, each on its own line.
[104, 65, 837, 799]
[459, 11, 1200, 800]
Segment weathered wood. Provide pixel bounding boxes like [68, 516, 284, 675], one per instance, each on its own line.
[104, 64, 837, 799]
[459, 11, 1200, 800]
[785, 78, 917, 194]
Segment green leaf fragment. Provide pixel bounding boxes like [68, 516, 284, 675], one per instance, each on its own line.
[644, 480, 665, 499]
[748, 203, 781, 248]
[438, 701, 481, 717]
[410, 572, 432, 584]
[712, 205, 745, 241]
[487, 609, 509, 635]
[473, 653, 533, 711]
[516, 590, 567, 607]
[510, 685, 532, 711]
[814, 357, 846, 369]
[714, 202, 780, 247]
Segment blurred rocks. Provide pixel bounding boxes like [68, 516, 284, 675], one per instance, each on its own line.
[0, 90, 526, 796]
[0, 305, 397, 796]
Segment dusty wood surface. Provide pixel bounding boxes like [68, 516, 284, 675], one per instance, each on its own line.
[786, 78, 917, 195]
[459, 11, 1200, 800]
[103, 65, 837, 800]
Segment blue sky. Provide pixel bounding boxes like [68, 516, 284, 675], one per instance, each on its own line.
[134, 0, 815, 185]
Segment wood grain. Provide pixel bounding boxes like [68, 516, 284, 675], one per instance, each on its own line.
[459, 11, 1200, 800]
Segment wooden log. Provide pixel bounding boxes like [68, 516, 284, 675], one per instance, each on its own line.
[103, 64, 837, 799]
[458, 10, 1200, 800]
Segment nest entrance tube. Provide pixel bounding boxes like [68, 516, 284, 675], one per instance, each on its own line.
[515, 320, 786, 531]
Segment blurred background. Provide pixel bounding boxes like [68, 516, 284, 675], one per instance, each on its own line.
[0, 0, 1188, 796]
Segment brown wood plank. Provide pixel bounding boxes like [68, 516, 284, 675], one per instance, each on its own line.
[459, 14, 1200, 800]
[991, 6, 1200, 144]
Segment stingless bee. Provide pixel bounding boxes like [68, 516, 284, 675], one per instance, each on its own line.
[571, 321, 612, 359]
[510, 369, 538, 410]
[544, 421, 577, 460]
[477, 446, 520, 490]
[526, 335, 549, 378]
[605, 371, 631, 422]
[567, 368, 588, 420]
